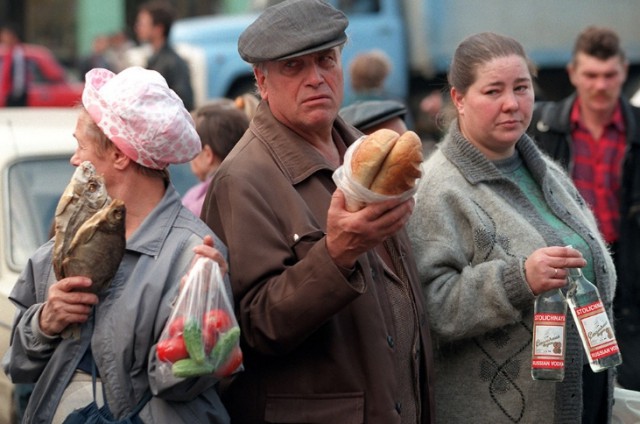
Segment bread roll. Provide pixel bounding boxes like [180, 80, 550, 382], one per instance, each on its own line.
[350, 129, 400, 189]
[369, 130, 423, 195]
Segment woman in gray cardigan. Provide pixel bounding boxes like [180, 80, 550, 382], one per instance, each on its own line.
[407, 32, 617, 424]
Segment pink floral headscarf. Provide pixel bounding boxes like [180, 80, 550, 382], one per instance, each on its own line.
[82, 67, 201, 170]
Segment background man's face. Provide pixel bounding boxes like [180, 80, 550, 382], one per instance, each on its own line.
[134, 11, 155, 43]
[569, 53, 628, 115]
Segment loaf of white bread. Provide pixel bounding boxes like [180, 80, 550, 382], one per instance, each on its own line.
[347, 129, 423, 211]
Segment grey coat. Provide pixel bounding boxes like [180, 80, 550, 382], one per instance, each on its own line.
[407, 122, 616, 423]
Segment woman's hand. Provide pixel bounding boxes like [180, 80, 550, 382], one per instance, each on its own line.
[40, 277, 98, 336]
[524, 246, 587, 295]
[192, 235, 228, 277]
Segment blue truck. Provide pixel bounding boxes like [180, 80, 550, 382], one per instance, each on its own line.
[170, 0, 640, 125]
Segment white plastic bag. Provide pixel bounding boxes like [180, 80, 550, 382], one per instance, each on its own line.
[612, 386, 640, 424]
[332, 135, 420, 211]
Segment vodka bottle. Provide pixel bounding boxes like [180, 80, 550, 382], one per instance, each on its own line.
[566, 267, 622, 372]
[531, 288, 567, 381]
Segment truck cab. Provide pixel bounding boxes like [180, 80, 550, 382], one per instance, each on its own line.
[170, 0, 407, 107]
[171, 0, 640, 133]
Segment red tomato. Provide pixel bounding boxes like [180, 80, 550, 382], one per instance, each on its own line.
[168, 316, 186, 337]
[157, 336, 189, 363]
[203, 309, 232, 354]
[203, 330, 218, 355]
[214, 347, 243, 378]
[203, 309, 232, 332]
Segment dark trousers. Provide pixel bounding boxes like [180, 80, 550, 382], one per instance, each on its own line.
[5, 91, 27, 106]
[582, 365, 608, 424]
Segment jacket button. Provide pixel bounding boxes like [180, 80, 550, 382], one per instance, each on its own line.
[387, 335, 395, 348]
[537, 121, 550, 132]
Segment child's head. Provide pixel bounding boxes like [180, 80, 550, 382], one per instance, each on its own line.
[190, 101, 250, 181]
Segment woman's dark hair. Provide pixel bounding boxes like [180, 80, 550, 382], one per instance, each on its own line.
[448, 32, 537, 96]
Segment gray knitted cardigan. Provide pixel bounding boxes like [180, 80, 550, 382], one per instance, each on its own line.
[407, 122, 616, 424]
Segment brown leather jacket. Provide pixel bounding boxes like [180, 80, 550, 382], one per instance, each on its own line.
[202, 101, 435, 424]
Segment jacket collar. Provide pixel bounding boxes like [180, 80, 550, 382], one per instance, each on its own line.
[536, 93, 576, 134]
[249, 101, 361, 185]
[539, 92, 640, 146]
[441, 119, 547, 186]
[126, 183, 182, 257]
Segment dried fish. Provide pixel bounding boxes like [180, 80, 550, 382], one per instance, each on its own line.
[52, 161, 110, 280]
[61, 198, 126, 294]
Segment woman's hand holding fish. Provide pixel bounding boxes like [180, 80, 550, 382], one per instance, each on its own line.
[39, 277, 99, 336]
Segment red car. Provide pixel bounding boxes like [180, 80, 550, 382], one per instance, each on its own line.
[0, 44, 84, 107]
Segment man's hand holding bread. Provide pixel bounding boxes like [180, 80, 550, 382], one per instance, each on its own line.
[327, 129, 423, 269]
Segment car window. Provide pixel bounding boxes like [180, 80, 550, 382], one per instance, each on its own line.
[6, 157, 74, 271]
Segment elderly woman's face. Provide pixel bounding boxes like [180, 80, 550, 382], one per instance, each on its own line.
[451, 54, 534, 160]
[256, 47, 344, 136]
[70, 113, 111, 176]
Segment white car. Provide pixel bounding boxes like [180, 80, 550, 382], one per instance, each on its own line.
[0, 108, 197, 424]
[631, 89, 640, 108]
[0, 108, 78, 424]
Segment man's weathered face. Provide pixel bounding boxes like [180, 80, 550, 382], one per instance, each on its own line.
[256, 47, 344, 136]
[568, 52, 628, 116]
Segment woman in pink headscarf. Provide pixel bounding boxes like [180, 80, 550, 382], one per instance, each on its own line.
[3, 67, 231, 424]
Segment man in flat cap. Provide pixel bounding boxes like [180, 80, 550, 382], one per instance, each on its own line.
[340, 99, 438, 158]
[201, 0, 435, 423]
[340, 99, 409, 134]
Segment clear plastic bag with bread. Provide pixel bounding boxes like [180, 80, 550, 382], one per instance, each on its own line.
[333, 129, 423, 211]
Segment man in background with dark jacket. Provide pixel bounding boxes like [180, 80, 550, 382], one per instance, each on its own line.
[135, 1, 194, 111]
[528, 25, 640, 391]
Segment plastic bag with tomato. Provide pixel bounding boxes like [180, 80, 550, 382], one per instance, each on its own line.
[156, 256, 243, 379]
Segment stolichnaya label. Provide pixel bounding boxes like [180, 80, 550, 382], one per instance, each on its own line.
[532, 312, 565, 369]
[573, 300, 620, 361]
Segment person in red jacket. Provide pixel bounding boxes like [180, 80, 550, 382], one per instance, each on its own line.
[0, 22, 28, 106]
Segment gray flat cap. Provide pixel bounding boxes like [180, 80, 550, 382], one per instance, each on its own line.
[238, 0, 348, 63]
[340, 100, 407, 131]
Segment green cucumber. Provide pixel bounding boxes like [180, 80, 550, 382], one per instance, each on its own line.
[171, 358, 214, 378]
[183, 318, 205, 363]
[211, 327, 241, 370]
